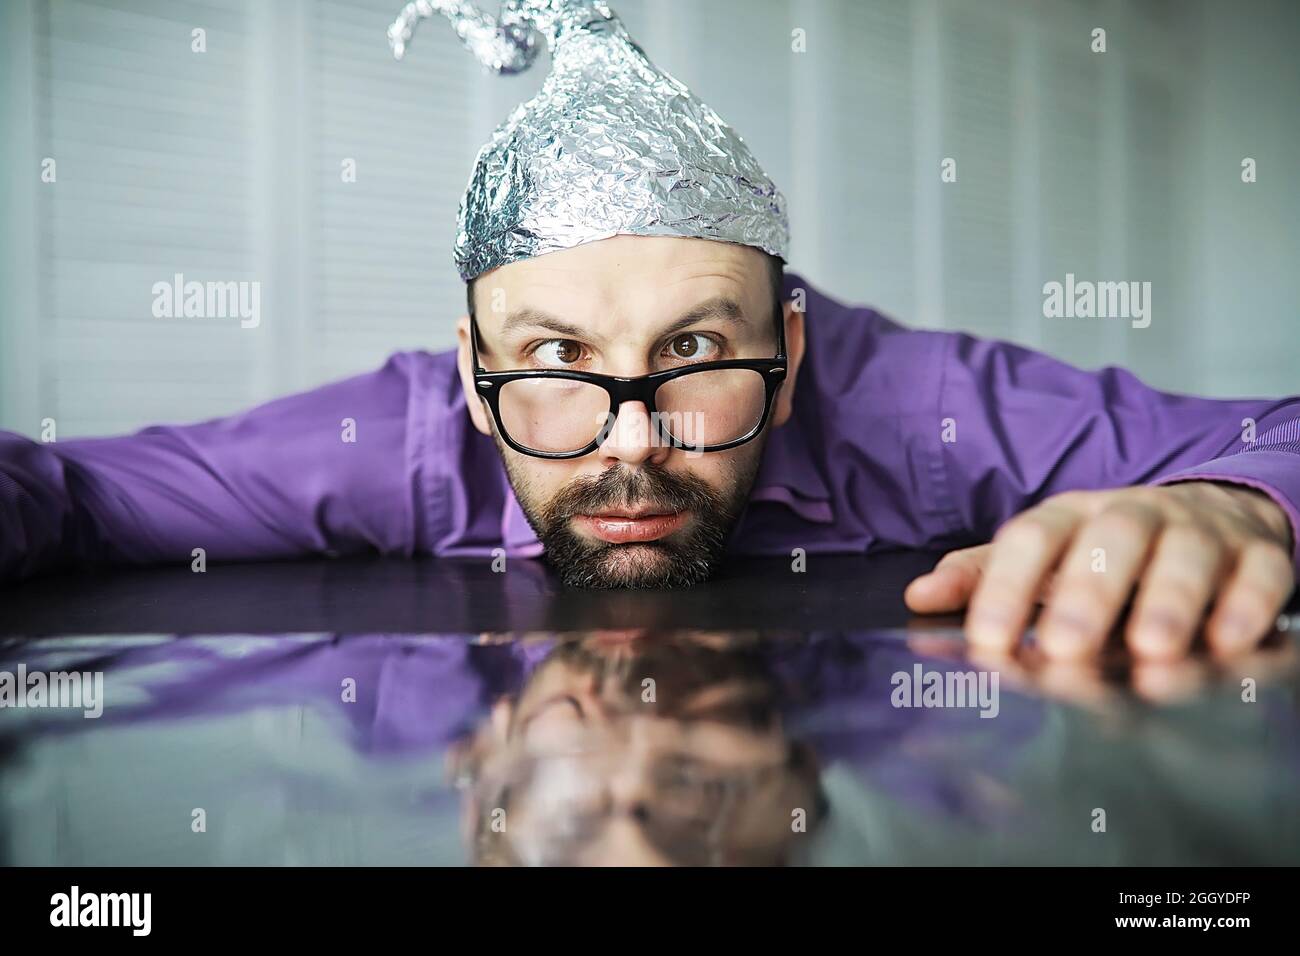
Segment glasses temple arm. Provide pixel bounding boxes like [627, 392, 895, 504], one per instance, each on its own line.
[469, 315, 487, 373]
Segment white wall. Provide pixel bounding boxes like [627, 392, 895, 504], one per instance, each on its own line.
[1, 0, 1296, 439]
[1190, 0, 1300, 397]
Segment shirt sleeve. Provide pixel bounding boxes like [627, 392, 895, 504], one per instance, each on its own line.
[0, 352, 432, 582]
[934, 331, 1300, 570]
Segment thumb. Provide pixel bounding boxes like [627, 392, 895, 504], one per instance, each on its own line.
[904, 544, 992, 614]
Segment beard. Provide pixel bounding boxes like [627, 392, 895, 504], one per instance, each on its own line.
[501, 448, 764, 589]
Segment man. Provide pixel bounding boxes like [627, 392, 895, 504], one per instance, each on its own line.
[1, 0, 1297, 663]
[451, 630, 829, 866]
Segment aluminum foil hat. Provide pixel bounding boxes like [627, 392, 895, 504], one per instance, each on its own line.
[388, 0, 790, 283]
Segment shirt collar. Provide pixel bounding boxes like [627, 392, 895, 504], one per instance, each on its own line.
[747, 413, 835, 524]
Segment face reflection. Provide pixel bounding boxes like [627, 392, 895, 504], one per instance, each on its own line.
[451, 631, 826, 866]
[457, 236, 802, 588]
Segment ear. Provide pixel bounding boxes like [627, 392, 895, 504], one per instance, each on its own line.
[456, 314, 493, 436]
[770, 297, 806, 429]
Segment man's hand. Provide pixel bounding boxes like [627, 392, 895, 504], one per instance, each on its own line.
[904, 482, 1296, 660]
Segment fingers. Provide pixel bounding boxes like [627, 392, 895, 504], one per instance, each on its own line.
[903, 544, 991, 614]
[965, 502, 1085, 653]
[1123, 525, 1228, 660]
[1037, 501, 1164, 658]
[928, 486, 1297, 663]
[1203, 541, 1295, 657]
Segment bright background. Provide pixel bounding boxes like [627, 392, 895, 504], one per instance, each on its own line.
[1, 0, 1297, 438]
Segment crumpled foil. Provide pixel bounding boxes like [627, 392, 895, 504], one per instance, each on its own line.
[388, 0, 790, 282]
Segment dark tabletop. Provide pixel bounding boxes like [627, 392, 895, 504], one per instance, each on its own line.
[4, 552, 1299, 866]
[0, 551, 946, 636]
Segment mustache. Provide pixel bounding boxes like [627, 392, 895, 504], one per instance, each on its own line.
[543, 465, 725, 525]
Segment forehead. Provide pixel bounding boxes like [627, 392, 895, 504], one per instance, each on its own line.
[475, 235, 770, 324]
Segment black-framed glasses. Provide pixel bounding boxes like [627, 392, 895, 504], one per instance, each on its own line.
[470, 316, 787, 460]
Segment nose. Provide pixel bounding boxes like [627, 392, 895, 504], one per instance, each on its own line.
[595, 400, 671, 469]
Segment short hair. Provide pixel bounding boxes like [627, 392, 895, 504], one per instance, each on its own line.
[466, 249, 786, 336]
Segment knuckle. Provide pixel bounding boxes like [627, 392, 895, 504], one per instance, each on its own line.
[971, 580, 1028, 612]
[1055, 572, 1122, 607]
[1132, 605, 1196, 639]
[995, 516, 1056, 553]
[1050, 489, 1091, 511]
[1164, 523, 1224, 559]
[1092, 505, 1159, 542]
[1139, 570, 1208, 608]
[1143, 486, 1198, 522]
[1248, 542, 1295, 582]
[972, 573, 1017, 599]
[1227, 578, 1285, 614]
[1124, 486, 1166, 509]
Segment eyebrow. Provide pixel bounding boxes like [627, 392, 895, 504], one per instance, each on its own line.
[497, 295, 751, 342]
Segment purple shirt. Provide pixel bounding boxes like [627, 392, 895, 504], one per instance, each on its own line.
[3, 272, 1299, 582]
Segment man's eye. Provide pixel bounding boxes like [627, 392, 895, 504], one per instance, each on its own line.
[666, 333, 718, 361]
[534, 340, 584, 366]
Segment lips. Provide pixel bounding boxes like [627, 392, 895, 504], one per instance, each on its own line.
[573, 510, 688, 543]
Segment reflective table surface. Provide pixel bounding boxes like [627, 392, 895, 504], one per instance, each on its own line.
[3, 625, 1297, 865]
[0, 553, 941, 636]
